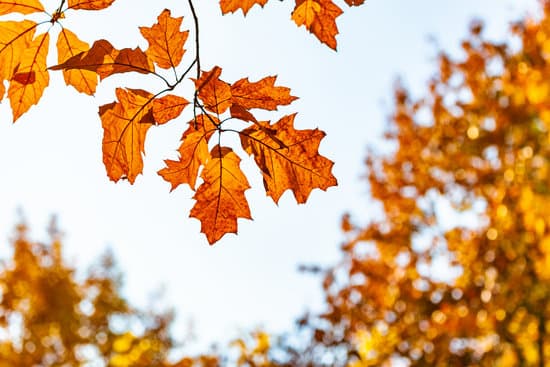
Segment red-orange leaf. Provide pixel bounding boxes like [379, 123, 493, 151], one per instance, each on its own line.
[57, 28, 97, 95]
[8, 32, 49, 122]
[230, 104, 257, 123]
[99, 88, 155, 183]
[190, 145, 251, 244]
[240, 114, 337, 203]
[67, 0, 115, 10]
[158, 114, 218, 190]
[139, 9, 188, 69]
[0, 20, 36, 102]
[195, 66, 232, 114]
[292, 0, 343, 50]
[219, 0, 268, 15]
[50, 39, 154, 80]
[0, 0, 44, 15]
[153, 94, 189, 125]
[231, 75, 297, 111]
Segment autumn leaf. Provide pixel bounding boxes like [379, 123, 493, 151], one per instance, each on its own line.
[0, 0, 44, 15]
[99, 88, 155, 183]
[139, 9, 189, 69]
[230, 104, 257, 123]
[67, 0, 116, 10]
[219, 0, 269, 15]
[190, 145, 251, 244]
[195, 66, 232, 115]
[240, 114, 337, 204]
[0, 20, 37, 101]
[8, 32, 49, 122]
[231, 76, 297, 111]
[50, 39, 154, 80]
[57, 28, 97, 95]
[292, 0, 343, 50]
[158, 114, 219, 190]
[153, 94, 189, 125]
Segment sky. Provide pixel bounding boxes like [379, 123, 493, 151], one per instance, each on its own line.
[0, 0, 540, 357]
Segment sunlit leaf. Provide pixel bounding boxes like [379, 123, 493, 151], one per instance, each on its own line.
[240, 114, 337, 203]
[57, 28, 97, 95]
[8, 32, 49, 122]
[67, 0, 116, 10]
[153, 94, 189, 124]
[99, 88, 155, 183]
[0, 0, 44, 15]
[292, 0, 343, 50]
[219, 0, 269, 15]
[139, 9, 189, 69]
[158, 114, 218, 190]
[231, 75, 297, 111]
[195, 66, 232, 115]
[190, 146, 251, 244]
[50, 39, 154, 80]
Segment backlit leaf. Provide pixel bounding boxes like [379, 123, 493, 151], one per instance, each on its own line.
[99, 88, 155, 183]
[240, 114, 337, 203]
[292, 0, 343, 50]
[231, 75, 297, 111]
[57, 28, 97, 95]
[195, 66, 232, 115]
[8, 32, 49, 122]
[158, 114, 218, 191]
[67, 0, 116, 10]
[139, 9, 189, 69]
[0, 0, 44, 15]
[230, 104, 257, 123]
[153, 94, 189, 125]
[0, 20, 36, 101]
[219, 0, 269, 15]
[50, 39, 154, 80]
[190, 145, 251, 244]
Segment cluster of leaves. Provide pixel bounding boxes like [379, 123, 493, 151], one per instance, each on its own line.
[0, 0, 371, 244]
[0, 221, 176, 366]
[220, 0, 365, 50]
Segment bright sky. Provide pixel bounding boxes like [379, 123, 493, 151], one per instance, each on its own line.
[0, 0, 539, 357]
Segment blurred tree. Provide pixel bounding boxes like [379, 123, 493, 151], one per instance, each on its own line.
[284, 2, 550, 366]
[0, 220, 176, 367]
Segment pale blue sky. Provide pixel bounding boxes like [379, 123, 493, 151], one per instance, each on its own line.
[0, 0, 539, 356]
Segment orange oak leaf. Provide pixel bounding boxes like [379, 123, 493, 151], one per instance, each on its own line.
[139, 9, 189, 69]
[195, 66, 232, 115]
[158, 114, 219, 190]
[231, 75, 297, 111]
[57, 28, 97, 95]
[153, 94, 189, 125]
[240, 113, 337, 203]
[0, 0, 44, 15]
[8, 32, 49, 122]
[292, 0, 343, 50]
[219, 0, 268, 15]
[0, 20, 37, 101]
[67, 0, 116, 10]
[99, 88, 155, 183]
[190, 145, 251, 244]
[50, 39, 154, 80]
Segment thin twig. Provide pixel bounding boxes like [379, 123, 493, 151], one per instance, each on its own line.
[188, 0, 201, 128]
